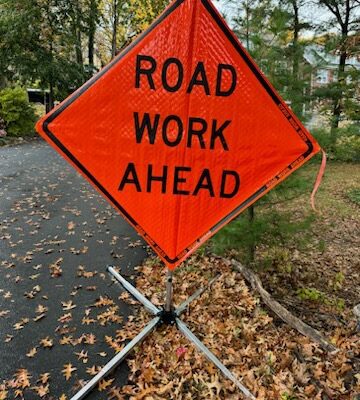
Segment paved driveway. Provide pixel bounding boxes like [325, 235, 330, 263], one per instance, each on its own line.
[0, 139, 147, 399]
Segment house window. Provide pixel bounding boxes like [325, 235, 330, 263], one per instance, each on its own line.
[315, 69, 328, 84]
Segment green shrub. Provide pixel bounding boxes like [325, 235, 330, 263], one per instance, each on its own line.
[334, 132, 360, 162]
[212, 207, 314, 265]
[297, 287, 328, 302]
[312, 125, 360, 162]
[211, 167, 316, 267]
[347, 188, 360, 205]
[311, 128, 333, 153]
[296, 287, 345, 311]
[0, 87, 36, 137]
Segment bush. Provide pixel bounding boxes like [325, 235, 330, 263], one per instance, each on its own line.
[311, 128, 333, 152]
[312, 124, 360, 162]
[334, 127, 360, 162]
[211, 168, 316, 266]
[211, 204, 314, 266]
[0, 87, 36, 137]
[347, 188, 360, 205]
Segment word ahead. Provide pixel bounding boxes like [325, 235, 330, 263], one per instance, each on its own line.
[117, 55, 238, 198]
[119, 164, 240, 198]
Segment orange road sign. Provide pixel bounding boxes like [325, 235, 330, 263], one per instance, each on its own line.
[36, 0, 321, 270]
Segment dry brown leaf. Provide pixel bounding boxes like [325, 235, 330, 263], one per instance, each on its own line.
[62, 364, 77, 381]
[0, 390, 7, 400]
[33, 384, 49, 397]
[14, 369, 31, 389]
[75, 350, 88, 363]
[0, 310, 10, 318]
[26, 347, 37, 358]
[67, 221, 75, 230]
[107, 386, 125, 400]
[59, 335, 73, 345]
[61, 300, 76, 310]
[86, 365, 102, 376]
[38, 373, 50, 384]
[40, 337, 53, 348]
[98, 378, 114, 391]
[33, 313, 46, 322]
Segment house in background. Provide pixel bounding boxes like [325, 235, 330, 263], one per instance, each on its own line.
[304, 44, 360, 90]
[302, 44, 360, 128]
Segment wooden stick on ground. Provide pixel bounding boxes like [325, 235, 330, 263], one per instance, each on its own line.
[230, 258, 337, 353]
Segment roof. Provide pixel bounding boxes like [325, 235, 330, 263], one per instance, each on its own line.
[304, 45, 360, 70]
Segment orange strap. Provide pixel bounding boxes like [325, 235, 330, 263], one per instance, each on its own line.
[311, 149, 327, 212]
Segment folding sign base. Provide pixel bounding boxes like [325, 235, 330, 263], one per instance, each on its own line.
[70, 266, 256, 400]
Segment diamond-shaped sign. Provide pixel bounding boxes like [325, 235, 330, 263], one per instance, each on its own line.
[36, 0, 320, 269]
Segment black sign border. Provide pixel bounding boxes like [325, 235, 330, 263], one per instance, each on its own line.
[41, 0, 315, 265]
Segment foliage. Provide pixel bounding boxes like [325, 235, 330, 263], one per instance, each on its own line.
[347, 188, 360, 205]
[128, 0, 169, 34]
[226, 0, 312, 121]
[296, 287, 345, 310]
[296, 287, 327, 302]
[0, 0, 92, 107]
[0, 114, 6, 140]
[0, 87, 36, 136]
[315, 0, 360, 130]
[211, 170, 315, 265]
[335, 132, 360, 162]
[312, 124, 360, 162]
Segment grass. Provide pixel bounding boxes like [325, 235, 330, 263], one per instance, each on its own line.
[347, 188, 360, 205]
[211, 160, 360, 325]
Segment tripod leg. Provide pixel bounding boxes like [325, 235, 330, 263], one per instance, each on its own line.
[175, 274, 221, 316]
[176, 318, 256, 400]
[70, 316, 160, 400]
[107, 266, 160, 315]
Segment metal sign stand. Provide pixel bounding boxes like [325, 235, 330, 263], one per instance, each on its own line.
[71, 266, 256, 400]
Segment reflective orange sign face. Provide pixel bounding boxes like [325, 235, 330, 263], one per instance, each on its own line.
[36, 0, 320, 269]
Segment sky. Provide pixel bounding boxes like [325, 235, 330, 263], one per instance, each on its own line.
[213, 0, 356, 39]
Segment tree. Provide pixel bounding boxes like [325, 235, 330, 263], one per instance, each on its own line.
[87, 0, 100, 67]
[216, 0, 316, 264]
[228, 0, 310, 113]
[283, 0, 312, 118]
[317, 0, 360, 132]
[0, 0, 88, 108]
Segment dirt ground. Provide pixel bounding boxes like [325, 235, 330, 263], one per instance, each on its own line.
[256, 162, 360, 332]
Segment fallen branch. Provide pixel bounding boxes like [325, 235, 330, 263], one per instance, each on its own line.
[230, 258, 337, 353]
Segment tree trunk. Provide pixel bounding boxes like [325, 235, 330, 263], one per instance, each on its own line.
[247, 205, 255, 262]
[291, 0, 302, 117]
[291, 0, 299, 80]
[111, 0, 118, 59]
[88, 0, 97, 67]
[48, 80, 55, 112]
[245, 0, 250, 51]
[48, 41, 55, 111]
[331, 42, 347, 133]
[75, 1, 84, 66]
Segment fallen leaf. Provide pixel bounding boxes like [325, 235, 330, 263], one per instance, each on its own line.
[33, 384, 49, 397]
[98, 378, 114, 391]
[62, 364, 77, 381]
[40, 337, 53, 348]
[26, 347, 37, 358]
[62, 300, 76, 311]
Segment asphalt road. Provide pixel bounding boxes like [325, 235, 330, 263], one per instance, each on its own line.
[0, 139, 148, 399]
